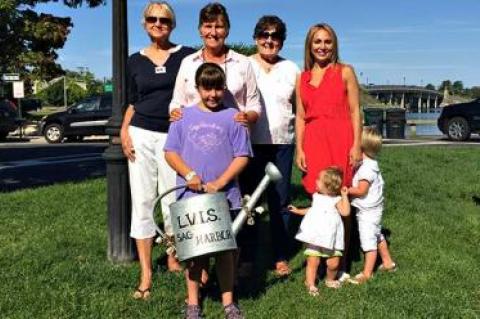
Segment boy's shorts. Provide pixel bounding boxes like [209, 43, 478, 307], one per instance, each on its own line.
[304, 244, 342, 258]
[357, 208, 385, 251]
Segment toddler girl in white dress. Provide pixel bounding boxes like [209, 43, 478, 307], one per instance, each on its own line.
[289, 167, 350, 296]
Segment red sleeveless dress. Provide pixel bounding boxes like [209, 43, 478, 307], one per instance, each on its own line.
[299, 64, 354, 194]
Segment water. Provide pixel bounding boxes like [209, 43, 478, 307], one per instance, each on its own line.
[406, 112, 443, 136]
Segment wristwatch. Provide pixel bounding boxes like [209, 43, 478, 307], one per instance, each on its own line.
[185, 170, 197, 182]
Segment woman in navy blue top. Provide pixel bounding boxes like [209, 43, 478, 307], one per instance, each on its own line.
[120, 1, 194, 300]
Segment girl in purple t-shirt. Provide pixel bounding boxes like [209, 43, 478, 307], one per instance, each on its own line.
[164, 63, 251, 318]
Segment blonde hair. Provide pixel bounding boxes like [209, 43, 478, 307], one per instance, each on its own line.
[362, 127, 382, 158]
[321, 167, 343, 196]
[142, 1, 176, 29]
[303, 23, 339, 71]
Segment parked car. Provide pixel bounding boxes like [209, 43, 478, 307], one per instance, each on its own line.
[437, 98, 480, 141]
[40, 93, 112, 143]
[0, 99, 22, 140]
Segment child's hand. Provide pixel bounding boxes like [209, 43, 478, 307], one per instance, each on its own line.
[341, 186, 349, 197]
[287, 205, 299, 214]
[203, 181, 222, 193]
[187, 175, 202, 192]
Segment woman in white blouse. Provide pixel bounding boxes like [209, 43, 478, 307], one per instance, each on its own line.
[246, 15, 300, 277]
[169, 2, 261, 124]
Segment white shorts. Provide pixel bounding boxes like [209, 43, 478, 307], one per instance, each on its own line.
[128, 126, 177, 239]
[356, 208, 385, 252]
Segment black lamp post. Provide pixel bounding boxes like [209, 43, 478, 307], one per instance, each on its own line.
[103, 0, 135, 263]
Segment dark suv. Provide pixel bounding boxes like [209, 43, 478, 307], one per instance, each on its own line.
[0, 99, 21, 140]
[437, 98, 480, 141]
[40, 93, 112, 143]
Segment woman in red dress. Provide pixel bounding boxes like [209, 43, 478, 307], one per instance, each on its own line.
[295, 23, 362, 281]
[295, 23, 362, 193]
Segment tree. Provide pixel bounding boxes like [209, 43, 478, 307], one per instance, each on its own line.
[452, 81, 464, 95]
[37, 77, 87, 106]
[439, 80, 452, 93]
[0, 0, 105, 91]
[425, 83, 435, 90]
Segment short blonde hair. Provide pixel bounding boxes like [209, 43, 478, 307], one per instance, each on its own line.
[142, 1, 176, 29]
[362, 127, 382, 158]
[321, 167, 343, 196]
[304, 23, 339, 70]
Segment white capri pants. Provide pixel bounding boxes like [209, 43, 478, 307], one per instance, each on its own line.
[356, 208, 385, 252]
[128, 125, 177, 239]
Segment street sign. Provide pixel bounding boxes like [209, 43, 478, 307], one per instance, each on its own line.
[13, 81, 25, 98]
[104, 83, 113, 92]
[2, 73, 20, 81]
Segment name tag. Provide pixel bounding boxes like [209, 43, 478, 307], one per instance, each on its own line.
[155, 66, 166, 74]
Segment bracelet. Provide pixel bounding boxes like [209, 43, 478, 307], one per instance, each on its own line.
[185, 171, 197, 182]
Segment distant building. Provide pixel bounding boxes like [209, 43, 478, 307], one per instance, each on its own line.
[364, 85, 443, 113]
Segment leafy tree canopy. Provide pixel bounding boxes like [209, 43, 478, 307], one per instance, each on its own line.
[0, 0, 105, 86]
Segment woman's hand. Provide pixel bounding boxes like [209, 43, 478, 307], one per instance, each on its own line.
[295, 149, 307, 172]
[187, 175, 203, 192]
[120, 127, 135, 162]
[349, 145, 362, 167]
[234, 111, 249, 126]
[169, 108, 183, 122]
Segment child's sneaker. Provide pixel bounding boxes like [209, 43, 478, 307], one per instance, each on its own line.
[224, 303, 244, 319]
[378, 262, 397, 272]
[185, 304, 203, 319]
[336, 271, 351, 283]
[348, 273, 372, 285]
[324, 279, 341, 289]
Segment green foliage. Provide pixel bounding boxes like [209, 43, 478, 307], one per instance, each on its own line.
[0, 0, 106, 88]
[192, 43, 257, 56]
[228, 43, 257, 56]
[425, 83, 435, 90]
[37, 78, 87, 106]
[0, 147, 479, 318]
[65, 69, 104, 95]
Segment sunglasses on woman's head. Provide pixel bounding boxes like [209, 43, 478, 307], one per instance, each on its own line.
[145, 16, 171, 25]
[258, 31, 281, 41]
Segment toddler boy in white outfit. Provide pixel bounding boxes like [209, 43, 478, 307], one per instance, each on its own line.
[348, 127, 396, 284]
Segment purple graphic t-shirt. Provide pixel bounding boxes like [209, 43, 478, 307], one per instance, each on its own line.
[164, 105, 253, 208]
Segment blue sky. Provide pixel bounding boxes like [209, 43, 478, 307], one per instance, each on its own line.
[35, 0, 480, 87]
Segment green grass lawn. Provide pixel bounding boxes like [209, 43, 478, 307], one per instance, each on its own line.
[1, 146, 479, 318]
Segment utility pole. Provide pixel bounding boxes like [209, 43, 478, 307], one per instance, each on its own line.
[103, 0, 135, 263]
[63, 76, 67, 108]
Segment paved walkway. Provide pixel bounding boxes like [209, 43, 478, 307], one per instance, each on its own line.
[2, 134, 480, 148]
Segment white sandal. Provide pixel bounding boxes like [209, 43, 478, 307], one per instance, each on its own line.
[324, 279, 341, 289]
[306, 285, 319, 296]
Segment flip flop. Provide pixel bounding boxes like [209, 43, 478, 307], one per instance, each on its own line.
[132, 287, 151, 300]
[378, 262, 397, 272]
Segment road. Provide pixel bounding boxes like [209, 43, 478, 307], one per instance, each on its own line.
[0, 136, 109, 192]
[1, 134, 479, 193]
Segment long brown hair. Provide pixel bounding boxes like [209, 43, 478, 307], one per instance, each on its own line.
[303, 23, 339, 71]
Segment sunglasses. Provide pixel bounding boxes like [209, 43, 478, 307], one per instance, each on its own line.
[145, 16, 172, 25]
[257, 31, 282, 41]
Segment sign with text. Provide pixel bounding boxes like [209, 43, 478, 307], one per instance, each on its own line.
[2, 73, 20, 81]
[13, 81, 25, 98]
